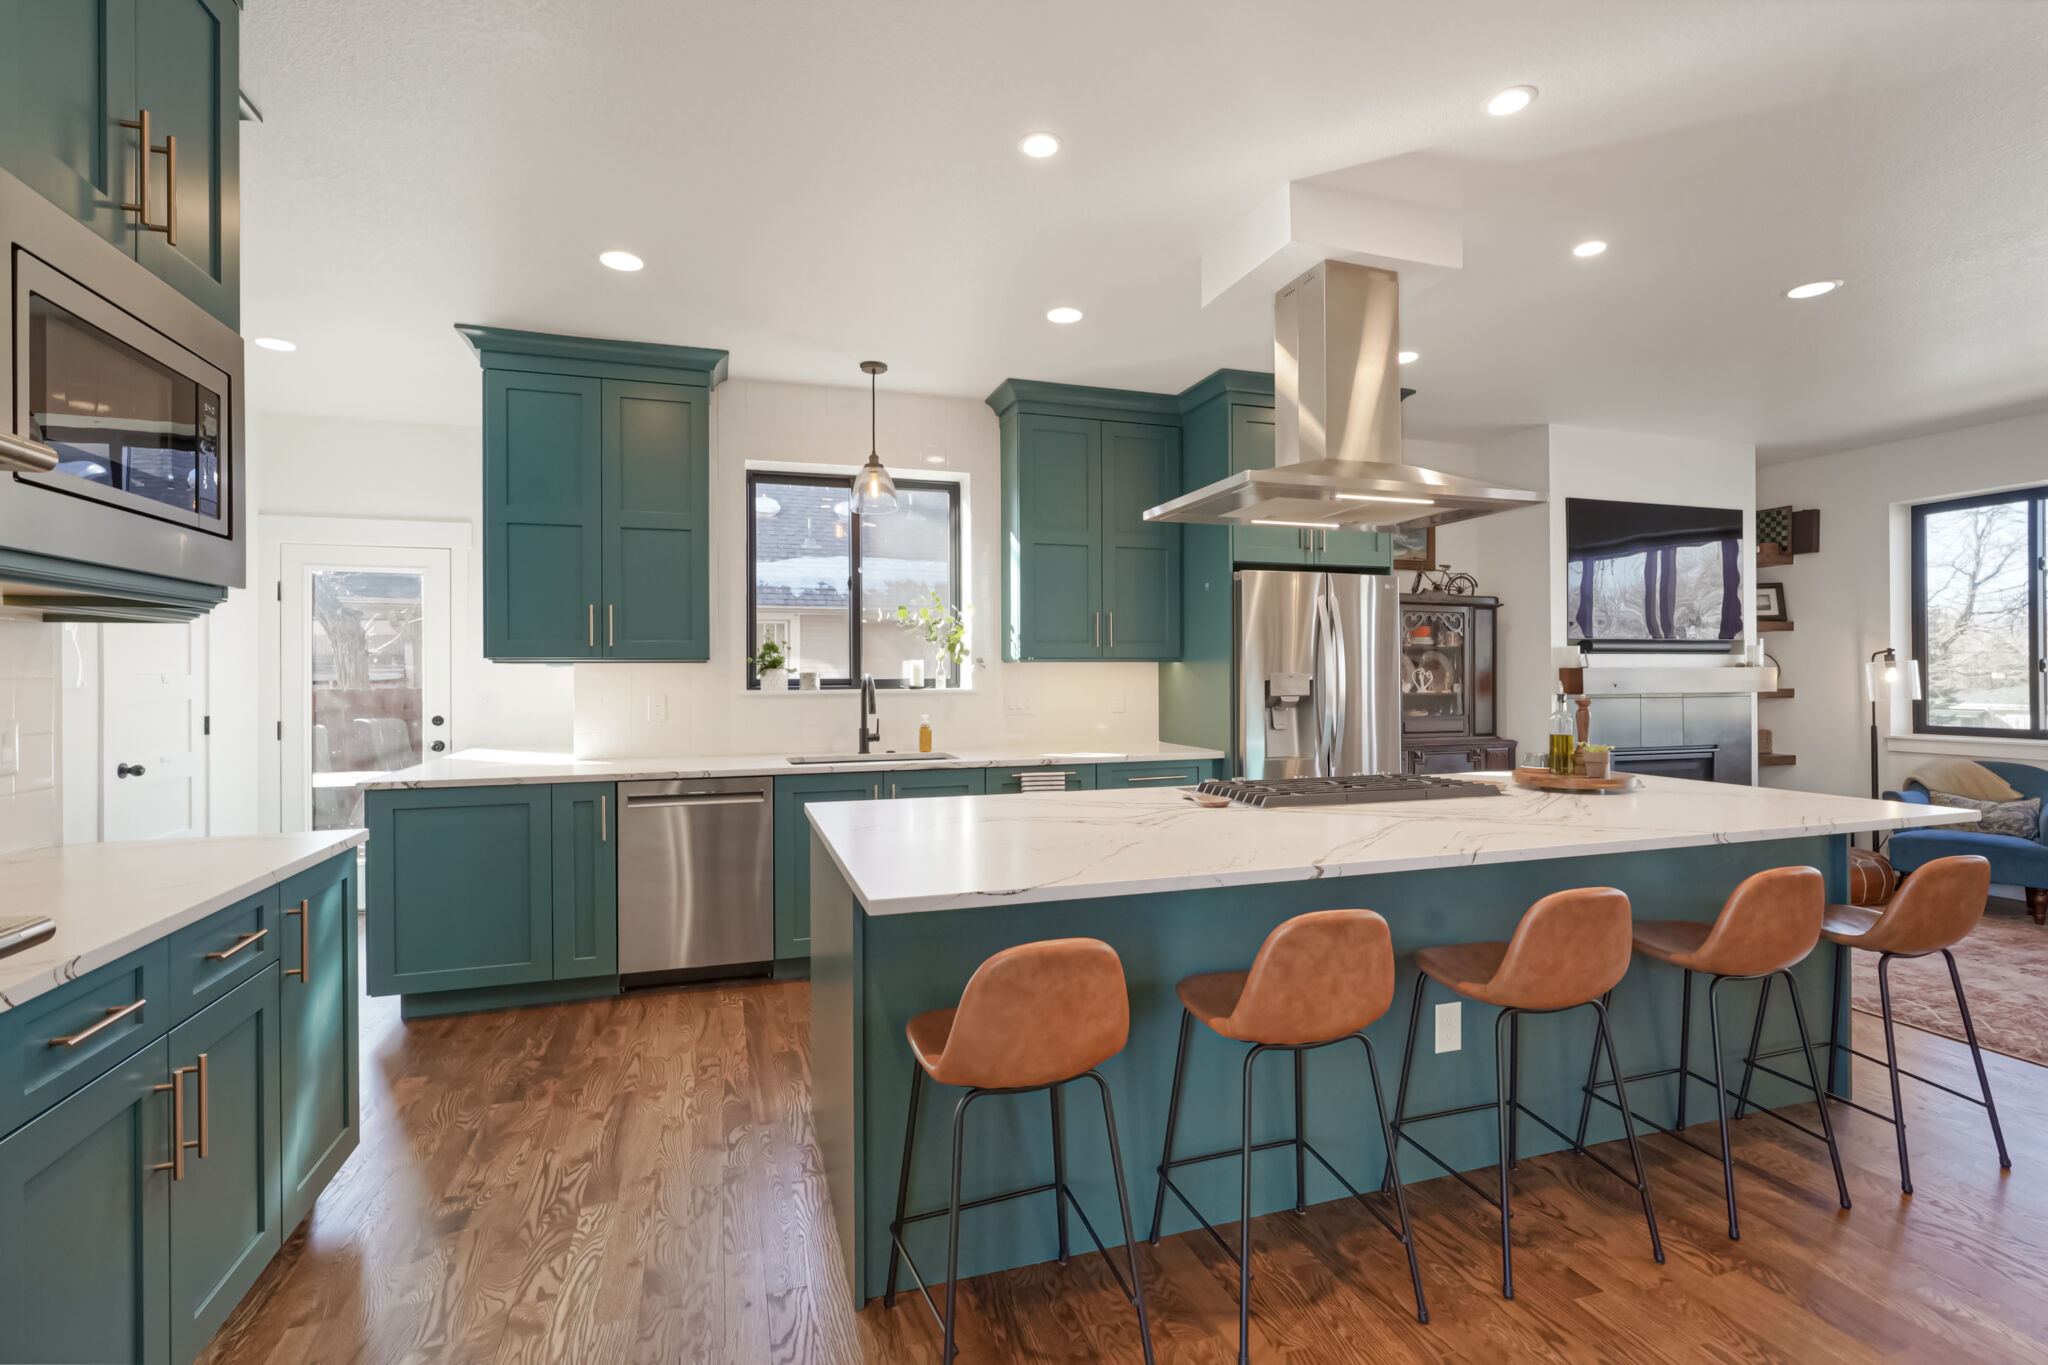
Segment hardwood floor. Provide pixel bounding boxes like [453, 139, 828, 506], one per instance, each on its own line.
[200, 966, 2048, 1365]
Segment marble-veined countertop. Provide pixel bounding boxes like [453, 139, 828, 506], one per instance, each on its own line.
[0, 831, 366, 1011]
[359, 743, 1224, 791]
[805, 773, 1975, 915]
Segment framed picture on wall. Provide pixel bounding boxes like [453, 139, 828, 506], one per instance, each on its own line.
[1756, 582, 1789, 622]
[1392, 525, 1435, 572]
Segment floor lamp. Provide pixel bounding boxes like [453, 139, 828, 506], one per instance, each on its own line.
[1866, 647, 1922, 837]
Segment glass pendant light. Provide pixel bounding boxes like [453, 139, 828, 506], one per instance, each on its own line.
[852, 359, 898, 516]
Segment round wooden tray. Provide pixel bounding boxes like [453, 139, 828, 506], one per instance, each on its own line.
[1512, 766, 1642, 794]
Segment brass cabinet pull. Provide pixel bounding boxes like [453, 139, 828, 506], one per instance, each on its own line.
[187, 1053, 209, 1160]
[1093, 611, 1101, 647]
[284, 899, 309, 982]
[204, 929, 267, 962]
[588, 604, 595, 648]
[50, 998, 146, 1047]
[0, 431, 61, 474]
[599, 794, 607, 842]
[117, 110, 178, 243]
[153, 1064, 196, 1180]
[1107, 612, 1115, 649]
[607, 603, 615, 647]
[1125, 773, 1191, 782]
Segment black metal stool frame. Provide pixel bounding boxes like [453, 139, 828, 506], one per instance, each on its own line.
[1574, 966, 1850, 1241]
[882, 1063, 1155, 1364]
[1146, 1010, 1426, 1365]
[1740, 944, 2010, 1195]
[1384, 980, 1664, 1300]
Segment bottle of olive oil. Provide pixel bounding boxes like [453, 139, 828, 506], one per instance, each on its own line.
[1548, 690, 1576, 775]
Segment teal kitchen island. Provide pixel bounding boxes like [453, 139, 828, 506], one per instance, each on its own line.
[804, 774, 1971, 1304]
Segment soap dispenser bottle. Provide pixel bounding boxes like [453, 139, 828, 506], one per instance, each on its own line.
[919, 715, 933, 753]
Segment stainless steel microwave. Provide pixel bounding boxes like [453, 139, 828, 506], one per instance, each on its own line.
[1, 163, 245, 589]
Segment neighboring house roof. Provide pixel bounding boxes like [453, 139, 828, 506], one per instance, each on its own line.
[753, 480, 952, 609]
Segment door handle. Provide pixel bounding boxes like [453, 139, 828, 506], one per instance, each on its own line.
[204, 929, 267, 962]
[1093, 611, 1101, 647]
[608, 603, 615, 647]
[1107, 612, 1115, 649]
[284, 899, 309, 982]
[152, 1063, 197, 1180]
[188, 1052, 209, 1160]
[588, 604, 595, 648]
[0, 431, 60, 474]
[600, 793, 607, 841]
[117, 763, 146, 779]
[49, 998, 146, 1047]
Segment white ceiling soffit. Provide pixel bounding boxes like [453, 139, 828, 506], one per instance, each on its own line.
[1200, 183, 1461, 308]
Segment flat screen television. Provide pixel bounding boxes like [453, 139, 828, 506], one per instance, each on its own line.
[1565, 497, 1743, 652]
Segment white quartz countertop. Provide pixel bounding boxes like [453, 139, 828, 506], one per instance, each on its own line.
[361, 743, 1224, 790]
[0, 831, 366, 1011]
[805, 774, 1976, 916]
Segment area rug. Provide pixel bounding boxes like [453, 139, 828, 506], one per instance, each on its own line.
[1850, 895, 2048, 1066]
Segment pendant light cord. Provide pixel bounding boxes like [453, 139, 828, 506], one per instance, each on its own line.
[870, 368, 878, 457]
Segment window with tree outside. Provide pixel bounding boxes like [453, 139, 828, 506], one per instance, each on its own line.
[746, 471, 963, 689]
[1912, 488, 2047, 737]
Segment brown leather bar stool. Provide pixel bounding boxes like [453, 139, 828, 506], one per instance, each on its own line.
[1146, 910, 1425, 1364]
[1574, 866, 1850, 1241]
[882, 937, 1154, 1364]
[1803, 854, 2009, 1193]
[1386, 888, 1662, 1300]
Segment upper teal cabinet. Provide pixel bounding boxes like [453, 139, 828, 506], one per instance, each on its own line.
[460, 327, 726, 663]
[0, 0, 240, 326]
[988, 381, 1182, 663]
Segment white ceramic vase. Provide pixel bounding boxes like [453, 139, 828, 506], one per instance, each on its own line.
[759, 667, 789, 692]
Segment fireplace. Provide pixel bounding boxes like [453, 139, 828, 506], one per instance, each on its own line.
[1610, 745, 1717, 783]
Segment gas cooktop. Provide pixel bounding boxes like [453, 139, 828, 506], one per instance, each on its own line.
[1196, 774, 1504, 808]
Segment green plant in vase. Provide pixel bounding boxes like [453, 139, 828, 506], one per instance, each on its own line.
[748, 636, 790, 691]
[895, 590, 982, 686]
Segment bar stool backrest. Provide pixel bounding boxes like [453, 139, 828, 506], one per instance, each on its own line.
[1857, 854, 1991, 956]
[1227, 908, 1394, 1045]
[1493, 887, 1634, 1010]
[930, 937, 1131, 1089]
[1695, 865, 1826, 977]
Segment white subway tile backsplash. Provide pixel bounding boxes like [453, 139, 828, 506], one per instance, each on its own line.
[0, 622, 61, 853]
[11, 677, 54, 733]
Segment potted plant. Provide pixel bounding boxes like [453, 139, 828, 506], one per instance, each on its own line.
[895, 591, 982, 687]
[1581, 743, 1613, 779]
[749, 637, 790, 692]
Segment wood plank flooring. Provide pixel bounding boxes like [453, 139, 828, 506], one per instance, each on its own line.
[199, 965, 2048, 1364]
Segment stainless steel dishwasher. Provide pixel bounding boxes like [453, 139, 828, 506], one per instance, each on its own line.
[617, 777, 774, 986]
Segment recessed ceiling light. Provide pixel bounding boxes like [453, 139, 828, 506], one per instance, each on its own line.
[1784, 279, 1842, 299]
[1486, 85, 1537, 117]
[1572, 240, 1607, 258]
[1046, 306, 1083, 325]
[252, 337, 296, 352]
[1397, 350, 1419, 364]
[925, 455, 946, 465]
[1020, 133, 1060, 159]
[598, 250, 644, 272]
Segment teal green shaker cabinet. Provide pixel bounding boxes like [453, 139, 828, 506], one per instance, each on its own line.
[989, 381, 1184, 663]
[985, 764, 1096, 793]
[772, 773, 878, 962]
[0, 0, 241, 326]
[551, 783, 619, 980]
[883, 767, 988, 800]
[167, 967, 282, 1365]
[463, 327, 727, 664]
[277, 852, 359, 1231]
[0, 1038, 172, 1365]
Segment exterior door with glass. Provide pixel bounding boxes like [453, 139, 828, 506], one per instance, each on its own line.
[279, 544, 452, 833]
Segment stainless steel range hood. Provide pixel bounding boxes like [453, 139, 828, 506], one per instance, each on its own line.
[1144, 260, 1542, 529]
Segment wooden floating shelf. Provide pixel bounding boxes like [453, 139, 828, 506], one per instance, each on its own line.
[1759, 753, 1798, 766]
[1759, 688, 1795, 700]
[1758, 619, 1794, 633]
[1757, 544, 1795, 568]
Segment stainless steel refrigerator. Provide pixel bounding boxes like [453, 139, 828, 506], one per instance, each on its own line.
[1234, 568, 1402, 779]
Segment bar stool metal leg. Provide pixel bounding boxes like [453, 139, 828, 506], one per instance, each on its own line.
[1594, 998, 1665, 1268]
[1507, 1012, 1523, 1170]
[1293, 1049, 1309, 1214]
[1050, 1084, 1070, 1264]
[1493, 1008, 1517, 1299]
[1704, 974, 1741, 1239]
[1081, 1070, 1158, 1365]
[1733, 973, 1773, 1120]
[884, 1060, 924, 1309]
[1779, 969, 1852, 1210]
[1573, 990, 1612, 1154]
[1382, 979, 1428, 1194]
[1148, 1009, 1194, 1245]
[1239, 1046, 1261, 1364]
[1943, 947, 2011, 1170]
[1675, 969, 1694, 1130]
[942, 1089, 980, 1363]
[1877, 953, 1914, 1194]
[1356, 1034, 1429, 1324]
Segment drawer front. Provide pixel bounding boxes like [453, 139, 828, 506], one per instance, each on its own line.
[986, 765, 1097, 793]
[1095, 760, 1211, 788]
[0, 940, 171, 1140]
[168, 887, 281, 1025]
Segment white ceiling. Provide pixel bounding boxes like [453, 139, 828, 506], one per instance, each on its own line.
[238, 0, 2048, 462]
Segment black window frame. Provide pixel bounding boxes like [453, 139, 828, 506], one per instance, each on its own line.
[744, 470, 964, 690]
[1910, 486, 2048, 739]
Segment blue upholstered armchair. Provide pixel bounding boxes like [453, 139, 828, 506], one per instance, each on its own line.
[1885, 759, 2048, 925]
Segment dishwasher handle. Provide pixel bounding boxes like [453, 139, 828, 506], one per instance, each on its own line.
[623, 793, 767, 809]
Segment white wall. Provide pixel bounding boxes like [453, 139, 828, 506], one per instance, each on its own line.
[575, 378, 1162, 757]
[1757, 408, 2048, 799]
[0, 621, 59, 855]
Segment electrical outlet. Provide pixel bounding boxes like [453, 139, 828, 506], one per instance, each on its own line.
[0, 722, 16, 777]
[1109, 689, 1126, 715]
[1434, 1000, 1461, 1054]
[1005, 692, 1033, 715]
[645, 694, 668, 723]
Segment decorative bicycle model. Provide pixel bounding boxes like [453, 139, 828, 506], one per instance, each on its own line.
[1409, 563, 1478, 595]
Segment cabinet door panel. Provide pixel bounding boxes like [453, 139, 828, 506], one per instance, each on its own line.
[884, 768, 987, 800]
[279, 851, 358, 1229]
[367, 787, 554, 995]
[1011, 414, 1101, 659]
[1101, 422, 1181, 660]
[0, 0, 135, 248]
[0, 939, 169, 1139]
[1095, 759, 1211, 788]
[0, 1038, 172, 1365]
[772, 776, 875, 961]
[602, 381, 708, 660]
[1225, 404, 1307, 567]
[168, 967, 281, 1365]
[551, 783, 619, 979]
[985, 764, 1095, 793]
[484, 372, 603, 660]
[132, 0, 239, 325]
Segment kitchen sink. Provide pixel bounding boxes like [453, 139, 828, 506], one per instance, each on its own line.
[785, 752, 956, 764]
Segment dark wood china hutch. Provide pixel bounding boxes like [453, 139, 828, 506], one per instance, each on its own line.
[1399, 592, 1516, 774]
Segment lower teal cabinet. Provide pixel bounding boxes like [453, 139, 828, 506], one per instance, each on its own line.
[0, 1039, 173, 1365]
[168, 968, 282, 1365]
[772, 774, 878, 962]
[551, 783, 619, 979]
[278, 853, 359, 1230]
[1094, 759, 1215, 787]
[883, 768, 988, 799]
[986, 764, 1097, 793]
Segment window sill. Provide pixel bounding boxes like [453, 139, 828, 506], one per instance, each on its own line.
[1885, 733, 2048, 758]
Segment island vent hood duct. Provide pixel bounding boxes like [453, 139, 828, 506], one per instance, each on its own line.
[1143, 260, 1542, 530]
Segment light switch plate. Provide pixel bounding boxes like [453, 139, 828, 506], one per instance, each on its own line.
[1434, 1000, 1461, 1053]
[1005, 693, 1033, 715]
[645, 694, 668, 723]
[0, 722, 17, 778]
